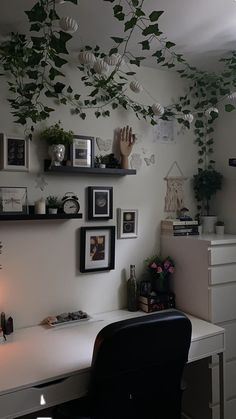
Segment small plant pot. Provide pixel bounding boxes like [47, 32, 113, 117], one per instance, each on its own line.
[215, 225, 224, 235]
[48, 208, 58, 214]
[201, 216, 217, 234]
[99, 163, 106, 168]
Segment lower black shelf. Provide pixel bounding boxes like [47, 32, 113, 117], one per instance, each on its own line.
[0, 213, 83, 221]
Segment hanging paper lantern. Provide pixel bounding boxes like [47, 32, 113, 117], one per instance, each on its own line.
[78, 51, 96, 66]
[228, 92, 236, 101]
[183, 113, 194, 124]
[129, 81, 143, 94]
[94, 59, 110, 75]
[152, 103, 164, 116]
[104, 53, 123, 66]
[59, 16, 78, 33]
[205, 107, 219, 118]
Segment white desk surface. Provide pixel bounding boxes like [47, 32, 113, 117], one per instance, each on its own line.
[0, 309, 225, 396]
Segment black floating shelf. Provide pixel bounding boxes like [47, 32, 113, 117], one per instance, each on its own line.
[0, 213, 82, 221]
[44, 160, 136, 176]
[229, 158, 236, 167]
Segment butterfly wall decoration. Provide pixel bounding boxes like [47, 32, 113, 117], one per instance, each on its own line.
[96, 137, 112, 152]
[144, 154, 155, 166]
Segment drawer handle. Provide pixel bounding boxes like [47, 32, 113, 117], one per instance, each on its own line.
[33, 377, 68, 388]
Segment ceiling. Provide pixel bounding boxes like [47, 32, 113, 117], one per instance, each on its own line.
[1, 0, 236, 71]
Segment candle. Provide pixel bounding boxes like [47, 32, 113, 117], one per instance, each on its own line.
[35, 198, 46, 214]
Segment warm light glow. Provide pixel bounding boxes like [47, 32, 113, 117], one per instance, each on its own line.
[40, 394, 46, 406]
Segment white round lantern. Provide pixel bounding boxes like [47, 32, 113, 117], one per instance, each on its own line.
[152, 103, 164, 116]
[59, 16, 78, 33]
[183, 113, 194, 124]
[228, 92, 236, 101]
[205, 107, 219, 118]
[104, 53, 123, 66]
[94, 59, 110, 75]
[78, 51, 96, 66]
[129, 81, 143, 94]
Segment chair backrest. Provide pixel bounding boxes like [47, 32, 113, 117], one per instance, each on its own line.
[88, 310, 192, 419]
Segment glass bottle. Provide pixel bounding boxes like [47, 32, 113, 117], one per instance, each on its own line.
[127, 264, 138, 311]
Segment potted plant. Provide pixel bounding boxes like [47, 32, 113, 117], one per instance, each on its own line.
[215, 220, 225, 235]
[193, 169, 223, 233]
[40, 122, 74, 167]
[94, 155, 106, 169]
[46, 195, 61, 214]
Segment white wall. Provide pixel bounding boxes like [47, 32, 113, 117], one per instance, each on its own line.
[0, 65, 197, 328]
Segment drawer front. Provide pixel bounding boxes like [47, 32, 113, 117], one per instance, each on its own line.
[209, 264, 236, 285]
[212, 396, 236, 419]
[221, 321, 236, 361]
[209, 245, 236, 266]
[210, 283, 236, 323]
[0, 372, 89, 419]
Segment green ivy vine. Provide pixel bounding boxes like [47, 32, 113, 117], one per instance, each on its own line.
[0, 0, 236, 176]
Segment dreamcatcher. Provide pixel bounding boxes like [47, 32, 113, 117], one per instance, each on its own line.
[164, 161, 187, 213]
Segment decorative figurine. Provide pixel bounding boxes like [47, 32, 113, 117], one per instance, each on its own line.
[179, 207, 192, 221]
[118, 125, 135, 169]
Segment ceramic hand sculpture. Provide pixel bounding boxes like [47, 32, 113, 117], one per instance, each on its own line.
[119, 125, 135, 169]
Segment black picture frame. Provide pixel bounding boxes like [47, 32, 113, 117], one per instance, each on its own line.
[80, 226, 115, 273]
[70, 135, 94, 168]
[0, 133, 29, 171]
[87, 186, 113, 220]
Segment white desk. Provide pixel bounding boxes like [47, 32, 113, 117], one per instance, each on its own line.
[0, 309, 225, 419]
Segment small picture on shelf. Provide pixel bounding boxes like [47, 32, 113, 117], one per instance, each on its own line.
[0, 187, 28, 215]
[70, 135, 94, 168]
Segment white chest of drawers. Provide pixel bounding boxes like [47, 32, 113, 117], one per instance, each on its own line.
[161, 234, 236, 419]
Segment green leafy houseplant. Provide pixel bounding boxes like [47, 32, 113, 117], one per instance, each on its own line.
[193, 169, 223, 216]
[46, 195, 60, 208]
[40, 122, 74, 146]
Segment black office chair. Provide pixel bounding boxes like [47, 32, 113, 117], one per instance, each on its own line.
[55, 310, 192, 419]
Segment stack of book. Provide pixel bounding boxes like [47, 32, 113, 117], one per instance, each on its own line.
[161, 219, 199, 236]
[139, 293, 175, 313]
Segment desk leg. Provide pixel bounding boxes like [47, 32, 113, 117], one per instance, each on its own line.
[218, 351, 225, 419]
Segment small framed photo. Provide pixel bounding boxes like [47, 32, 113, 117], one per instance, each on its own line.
[117, 208, 138, 239]
[87, 186, 113, 220]
[70, 135, 94, 168]
[0, 187, 28, 215]
[0, 133, 29, 171]
[80, 226, 115, 273]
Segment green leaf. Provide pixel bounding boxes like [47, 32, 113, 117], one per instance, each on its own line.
[225, 104, 235, 112]
[54, 82, 65, 93]
[125, 17, 137, 31]
[25, 3, 47, 23]
[49, 67, 64, 80]
[115, 12, 125, 21]
[52, 55, 67, 68]
[109, 47, 118, 55]
[142, 24, 162, 36]
[113, 5, 123, 13]
[131, 0, 139, 6]
[67, 86, 73, 93]
[165, 41, 176, 49]
[149, 11, 164, 22]
[110, 37, 124, 44]
[135, 8, 145, 17]
[30, 23, 42, 32]
[139, 40, 150, 50]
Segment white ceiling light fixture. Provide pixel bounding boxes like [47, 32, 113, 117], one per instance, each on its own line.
[104, 53, 123, 66]
[228, 92, 236, 101]
[59, 16, 78, 33]
[93, 59, 110, 75]
[78, 51, 96, 66]
[129, 81, 143, 93]
[205, 106, 219, 118]
[152, 103, 165, 116]
[183, 113, 194, 123]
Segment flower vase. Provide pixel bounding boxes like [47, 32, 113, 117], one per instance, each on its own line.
[151, 274, 170, 293]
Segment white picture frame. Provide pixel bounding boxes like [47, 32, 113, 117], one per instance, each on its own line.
[70, 135, 94, 168]
[0, 133, 29, 171]
[117, 208, 138, 239]
[0, 187, 28, 214]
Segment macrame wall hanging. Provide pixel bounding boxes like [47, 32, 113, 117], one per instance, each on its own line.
[164, 161, 187, 213]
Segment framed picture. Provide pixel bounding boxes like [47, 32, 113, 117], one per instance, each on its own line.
[87, 186, 113, 220]
[117, 208, 138, 239]
[70, 135, 94, 168]
[0, 133, 29, 171]
[0, 187, 28, 214]
[80, 226, 115, 273]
